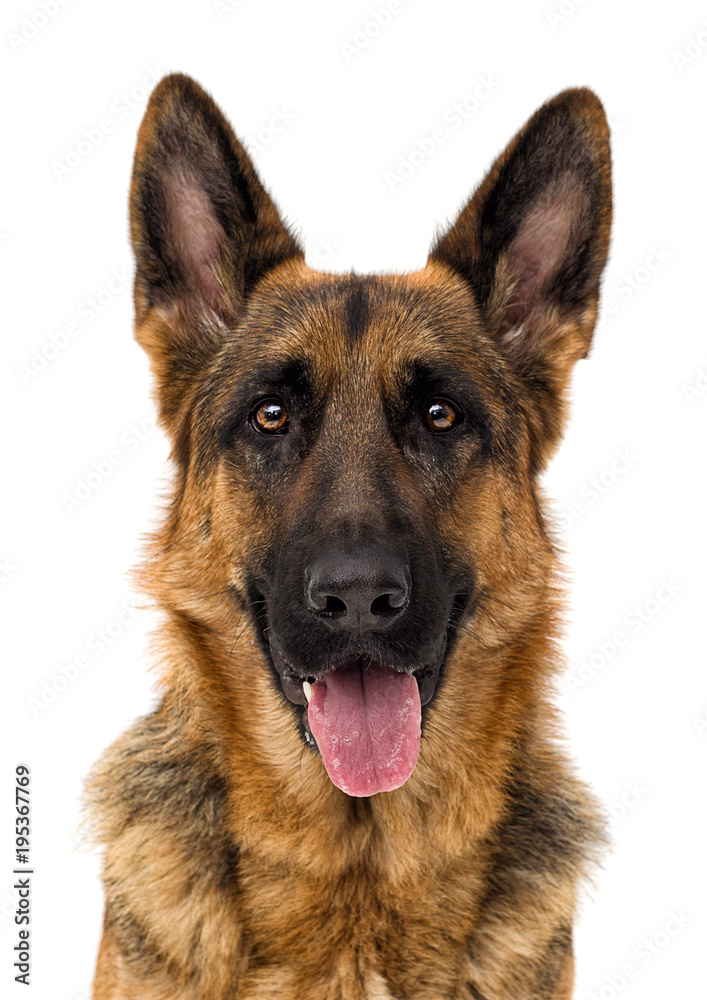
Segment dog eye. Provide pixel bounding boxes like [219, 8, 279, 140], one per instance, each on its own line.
[424, 399, 460, 433]
[251, 399, 289, 434]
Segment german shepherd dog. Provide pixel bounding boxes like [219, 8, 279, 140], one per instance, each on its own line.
[87, 75, 612, 999]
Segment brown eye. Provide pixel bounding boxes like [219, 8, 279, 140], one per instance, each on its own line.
[251, 399, 289, 434]
[424, 399, 460, 433]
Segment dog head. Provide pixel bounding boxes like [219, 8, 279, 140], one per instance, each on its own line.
[129, 75, 611, 798]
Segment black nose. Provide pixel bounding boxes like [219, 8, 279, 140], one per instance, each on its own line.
[305, 549, 410, 631]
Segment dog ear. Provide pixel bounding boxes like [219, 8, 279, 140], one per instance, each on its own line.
[430, 88, 612, 459]
[130, 73, 302, 369]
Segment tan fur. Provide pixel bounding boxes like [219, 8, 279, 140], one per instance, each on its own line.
[87, 77, 612, 999]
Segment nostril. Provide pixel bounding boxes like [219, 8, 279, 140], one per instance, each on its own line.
[321, 595, 347, 619]
[370, 593, 405, 618]
[306, 556, 410, 628]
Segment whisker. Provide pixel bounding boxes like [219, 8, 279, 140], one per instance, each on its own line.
[226, 615, 246, 670]
[423, 723, 454, 752]
[197, 587, 241, 601]
[156, 524, 204, 555]
[480, 591, 523, 621]
[446, 620, 494, 650]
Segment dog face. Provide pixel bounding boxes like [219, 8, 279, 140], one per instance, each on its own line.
[129, 76, 611, 798]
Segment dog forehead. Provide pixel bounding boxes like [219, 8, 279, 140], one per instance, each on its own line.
[241, 264, 484, 388]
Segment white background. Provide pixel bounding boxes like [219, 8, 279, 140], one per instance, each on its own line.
[2, 1, 706, 997]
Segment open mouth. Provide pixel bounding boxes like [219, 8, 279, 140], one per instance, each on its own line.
[283, 656, 425, 797]
[250, 591, 469, 797]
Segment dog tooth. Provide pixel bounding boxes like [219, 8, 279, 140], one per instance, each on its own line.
[303, 681, 313, 703]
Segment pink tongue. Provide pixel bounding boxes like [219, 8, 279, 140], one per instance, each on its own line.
[307, 663, 421, 797]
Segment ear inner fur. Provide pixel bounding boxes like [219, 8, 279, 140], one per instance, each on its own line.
[129, 72, 303, 328]
[430, 87, 612, 354]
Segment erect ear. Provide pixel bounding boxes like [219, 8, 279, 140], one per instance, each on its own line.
[129, 73, 303, 388]
[430, 88, 612, 459]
